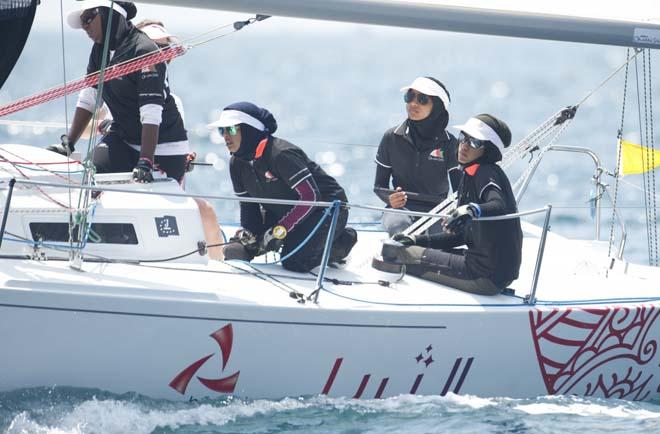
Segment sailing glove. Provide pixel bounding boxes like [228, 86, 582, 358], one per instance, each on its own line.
[444, 203, 480, 232]
[260, 225, 287, 252]
[46, 134, 74, 156]
[392, 233, 416, 246]
[132, 157, 154, 183]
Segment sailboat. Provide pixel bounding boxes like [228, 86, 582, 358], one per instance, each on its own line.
[0, 0, 659, 402]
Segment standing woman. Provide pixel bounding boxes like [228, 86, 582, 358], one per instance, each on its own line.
[210, 102, 357, 272]
[374, 76, 458, 235]
[49, 1, 188, 184]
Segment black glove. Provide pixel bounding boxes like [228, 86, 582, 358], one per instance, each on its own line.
[260, 225, 287, 252]
[392, 233, 416, 246]
[46, 134, 74, 156]
[444, 204, 479, 232]
[229, 228, 262, 256]
[132, 157, 154, 183]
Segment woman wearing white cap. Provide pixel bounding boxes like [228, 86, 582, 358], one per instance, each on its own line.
[385, 114, 523, 295]
[48, 1, 189, 185]
[374, 76, 458, 235]
[210, 102, 357, 272]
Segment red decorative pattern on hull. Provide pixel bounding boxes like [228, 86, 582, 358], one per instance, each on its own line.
[529, 306, 659, 400]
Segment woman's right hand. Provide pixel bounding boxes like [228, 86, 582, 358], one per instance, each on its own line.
[388, 187, 407, 209]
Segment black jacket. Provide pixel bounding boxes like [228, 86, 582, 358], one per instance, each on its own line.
[87, 27, 187, 145]
[416, 156, 523, 286]
[374, 120, 458, 212]
[230, 137, 347, 236]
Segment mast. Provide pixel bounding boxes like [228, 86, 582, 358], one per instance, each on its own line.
[137, 0, 660, 48]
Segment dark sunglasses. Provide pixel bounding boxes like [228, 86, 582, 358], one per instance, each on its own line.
[218, 125, 239, 136]
[458, 132, 489, 150]
[80, 8, 99, 26]
[404, 89, 431, 105]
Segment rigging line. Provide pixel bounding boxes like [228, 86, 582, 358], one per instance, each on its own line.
[608, 49, 629, 263]
[634, 53, 653, 266]
[58, 0, 75, 255]
[575, 48, 643, 108]
[646, 49, 658, 266]
[642, 51, 655, 265]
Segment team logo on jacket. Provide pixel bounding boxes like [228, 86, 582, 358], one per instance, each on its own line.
[428, 148, 445, 161]
[264, 170, 278, 182]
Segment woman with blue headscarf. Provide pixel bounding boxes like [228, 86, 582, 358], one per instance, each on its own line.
[209, 102, 356, 272]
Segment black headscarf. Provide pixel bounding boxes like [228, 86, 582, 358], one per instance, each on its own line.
[98, 2, 136, 50]
[224, 102, 278, 160]
[407, 77, 450, 150]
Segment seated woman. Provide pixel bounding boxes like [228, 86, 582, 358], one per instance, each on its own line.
[374, 76, 458, 235]
[209, 102, 357, 272]
[383, 114, 522, 295]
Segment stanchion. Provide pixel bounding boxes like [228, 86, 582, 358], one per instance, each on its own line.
[310, 201, 342, 303]
[0, 178, 16, 249]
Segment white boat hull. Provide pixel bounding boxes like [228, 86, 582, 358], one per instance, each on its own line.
[1, 261, 658, 401]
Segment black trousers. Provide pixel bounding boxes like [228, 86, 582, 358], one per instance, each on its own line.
[92, 132, 187, 182]
[281, 207, 350, 272]
[405, 248, 505, 296]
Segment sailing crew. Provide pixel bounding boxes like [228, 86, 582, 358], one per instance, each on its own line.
[210, 102, 357, 272]
[383, 114, 522, 295]
[374, 76, 459, 235]
[48, 1, 189, 184]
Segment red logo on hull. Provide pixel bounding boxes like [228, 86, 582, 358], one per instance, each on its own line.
[169, 323, 240, 395]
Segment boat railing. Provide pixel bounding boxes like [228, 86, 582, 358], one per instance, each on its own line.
[515, 144, 626, 259]
[3, 178, 551, 304]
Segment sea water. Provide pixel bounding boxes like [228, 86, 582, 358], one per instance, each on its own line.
[1, 9, 660, 433]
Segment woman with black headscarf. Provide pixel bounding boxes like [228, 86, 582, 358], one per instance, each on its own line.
[209, 102, 357, 272]
[374, 76, 459, 235]
[49, 1, 188, 184]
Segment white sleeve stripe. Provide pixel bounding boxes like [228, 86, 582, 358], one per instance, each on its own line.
[290, 173, 312, 189]
[288, 167, 310, 182]
[375, 158, 391, 168]
[479, 181, 502, 199]
[76, 87, 97, 113]
[140, 103, 163, 125]
[235, 191, 248, 196]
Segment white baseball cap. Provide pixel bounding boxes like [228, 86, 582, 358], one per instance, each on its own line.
[140, 23, 175, 43]
[208, 110, 265, 131]
[400, 77, 451, 109]
[67, 0, 127, 29]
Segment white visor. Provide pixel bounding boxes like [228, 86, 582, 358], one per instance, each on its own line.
[452, 117, 505, 149]
[208, 110, 265, 131]
[140, 24, 175, 43]
[67, 0, 127, 29]
[400, 77, 451, 109]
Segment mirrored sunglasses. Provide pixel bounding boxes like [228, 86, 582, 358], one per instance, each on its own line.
[404, 89, 431, 105]
[218, 125, 239, 136]
[80, 8, 100, 26]
[458, 131, 489, 150]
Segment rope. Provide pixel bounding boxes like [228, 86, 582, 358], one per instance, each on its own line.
[0, 45, 185, 118]
[0, 13, 267, 119]
[608, 49, 630, 262]
[646, 49, 658, 266]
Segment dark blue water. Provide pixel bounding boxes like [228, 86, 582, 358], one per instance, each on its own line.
[1, 8, 660, 433]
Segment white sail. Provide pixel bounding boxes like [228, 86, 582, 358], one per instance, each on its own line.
[136, 0, 660, 47]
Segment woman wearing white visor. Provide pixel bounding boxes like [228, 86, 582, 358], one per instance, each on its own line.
[386, 114, 522, 295]
[374, 76, 458, 235]
[210, 102, 357, 272]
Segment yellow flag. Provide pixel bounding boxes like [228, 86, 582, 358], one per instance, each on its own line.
[618, 139, 660, 176]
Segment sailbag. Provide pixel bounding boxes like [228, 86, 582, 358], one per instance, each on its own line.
[0, 0, 38, 90]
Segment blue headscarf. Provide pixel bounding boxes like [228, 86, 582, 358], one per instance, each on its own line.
[224, 102, 278, 160]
